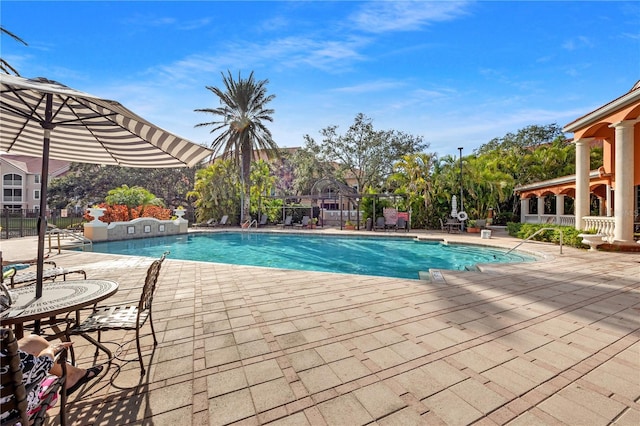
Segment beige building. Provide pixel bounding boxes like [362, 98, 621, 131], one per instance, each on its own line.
[0, 154, 69, 211]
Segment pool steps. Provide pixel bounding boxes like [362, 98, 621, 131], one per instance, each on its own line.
[420, 269, 447, 283]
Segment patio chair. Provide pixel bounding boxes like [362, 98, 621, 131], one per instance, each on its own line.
[218, 215, 229, 226]
[66, 251, 169, 376]
[6, 261, 87, 289]
[445, 217, 461, 233]
[258, 214, 268, 227]
[295, 216, 310, 228]
[0, 328, 68, 426]
[374, 217, 386, 231]
[197, 218, 218, 227]
[396, 217, 407, 232]
[281, 215, 293, 228]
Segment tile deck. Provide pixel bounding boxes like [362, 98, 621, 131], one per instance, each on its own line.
[2, 227, 639, 425]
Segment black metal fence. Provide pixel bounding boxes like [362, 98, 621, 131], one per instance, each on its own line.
[1, 208, 85, 240]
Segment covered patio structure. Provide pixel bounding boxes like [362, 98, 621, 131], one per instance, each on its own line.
[516, 81, 640, 245]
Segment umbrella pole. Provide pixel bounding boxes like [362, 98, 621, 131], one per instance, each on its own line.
[36, 95, 54, 299]
[35, 129, 50, 299]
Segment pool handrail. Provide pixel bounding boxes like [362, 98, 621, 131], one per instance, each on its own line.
[242, 219, 258, 231]
[505, 227, 563, 255]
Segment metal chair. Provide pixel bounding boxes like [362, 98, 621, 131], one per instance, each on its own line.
[0, 328, 68, 426]
[66, 251, 168, 376]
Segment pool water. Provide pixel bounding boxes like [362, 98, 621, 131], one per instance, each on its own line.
[84, 232, 535, 280]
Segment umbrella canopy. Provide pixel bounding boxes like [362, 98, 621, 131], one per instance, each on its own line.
[1, 74, 213, 298]
[451, 195, 458, 218]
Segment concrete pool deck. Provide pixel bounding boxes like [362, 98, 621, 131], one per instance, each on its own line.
[2, 227, 639, 425]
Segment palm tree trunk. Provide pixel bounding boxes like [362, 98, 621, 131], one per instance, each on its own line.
[241, 139, 252, 222]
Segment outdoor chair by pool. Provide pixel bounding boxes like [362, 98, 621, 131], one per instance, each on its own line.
[295, 216, 310, 228]
[5, 261, 86, 289]
[281, 215, 293, 228]
[374, 217, 386, 231]
[445, 217, 462, 233]
[0, 328, 68, 426]
[258, 214, 268, 227]
[396, 217, 408, 232]
[65, 251, 168, 376]
[197, 218, 217, 227]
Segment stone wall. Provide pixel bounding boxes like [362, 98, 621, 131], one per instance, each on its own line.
[84, 217, 188, 242]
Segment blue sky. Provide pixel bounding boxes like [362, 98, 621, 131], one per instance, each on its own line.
[2, 1, 639, 157]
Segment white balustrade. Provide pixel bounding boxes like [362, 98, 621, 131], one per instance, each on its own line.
[582, 216, 615, 243]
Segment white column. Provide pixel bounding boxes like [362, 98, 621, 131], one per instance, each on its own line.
[520, 198, 529, 223]
[606, 184, 612, 217]
[537, 197, 545, 221]
[556, 194, 565, 221]
[610, 120, 636, 242]
[574, 138, 592, 230]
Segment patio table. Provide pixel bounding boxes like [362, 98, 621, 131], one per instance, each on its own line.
[1, 279, 118, 339]
[445, 219, 462, 233]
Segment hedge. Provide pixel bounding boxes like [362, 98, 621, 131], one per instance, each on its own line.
[506, 222, 591, 249]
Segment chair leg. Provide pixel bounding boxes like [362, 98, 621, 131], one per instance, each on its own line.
[59, 360, 67, 426]
[135, 326, 145, 376]
[149, 311, 158, 346]
[95, 330, 101, 358]
[77, 331, 113, 370]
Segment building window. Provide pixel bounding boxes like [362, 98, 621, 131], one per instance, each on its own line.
[3, 174, 22, 186]
[3, 188, 22, 202]
[34, 190, 40, 200]
[34, 174, 41, 184]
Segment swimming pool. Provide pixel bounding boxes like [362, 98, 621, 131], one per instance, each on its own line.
[83, 232, 536, 280]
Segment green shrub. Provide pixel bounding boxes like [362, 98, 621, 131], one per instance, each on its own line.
[506, 222, 589, 249]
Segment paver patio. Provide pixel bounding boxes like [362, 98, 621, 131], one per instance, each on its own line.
[2, 228, 639, 425]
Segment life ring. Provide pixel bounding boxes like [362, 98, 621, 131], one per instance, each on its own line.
[457, 211, 468, 221]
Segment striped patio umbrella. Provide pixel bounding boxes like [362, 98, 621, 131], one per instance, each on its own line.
[0, 74, 213, 298]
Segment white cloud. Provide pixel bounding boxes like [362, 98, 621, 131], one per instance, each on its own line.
[562, 36, 593, 51]
[350, 0, 471, 33]
[331, 79, 406, 93]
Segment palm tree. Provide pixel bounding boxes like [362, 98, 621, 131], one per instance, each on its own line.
[389, 153, 436, 210]
[195, 70, 277, 222]
[1, 26, 28, 75]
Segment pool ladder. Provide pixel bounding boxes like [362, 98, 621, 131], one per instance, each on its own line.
[242, 219, 258, 231]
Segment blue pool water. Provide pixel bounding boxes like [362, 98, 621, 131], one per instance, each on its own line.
[84, 232, 535, 280]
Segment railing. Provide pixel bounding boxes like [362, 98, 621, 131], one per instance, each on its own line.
[522, 214, 575, 226]
[241, 219, 258, 231]
[506, 227, 564, 255]
[46, 226, 93, 253]
[1, 208, 85, 239]
[582, 216, 615, 243]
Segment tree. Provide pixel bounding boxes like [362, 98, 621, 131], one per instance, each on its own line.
[249, 159, 276, 219]
[304, 113, 427, 192]
[388, 153, 436, 210]
[288, 143, 333, 196]
[1, 27, 27, 75]
[195, 71, 277, 222]
[47, 164, 198, 211]
[474, 123, 564, 155]
[187, 159, 241, 224]
[105, 185, 163, 207]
